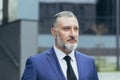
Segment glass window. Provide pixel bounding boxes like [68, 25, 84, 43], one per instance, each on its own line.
[96, 0, 116, 35]
[39, 1, 116, 35]
[0, 0, 3, 25]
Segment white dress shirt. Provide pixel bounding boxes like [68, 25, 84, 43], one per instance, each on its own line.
[54, 46, 79, 80]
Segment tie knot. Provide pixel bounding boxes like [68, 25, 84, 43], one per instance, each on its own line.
[64, 56, 71, 63]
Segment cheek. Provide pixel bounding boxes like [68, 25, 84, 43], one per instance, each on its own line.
[59, 32, 69, 41]
[76, 32, 79, 36]
[76, 34, 79, 40]
[77, 33, 79, 37]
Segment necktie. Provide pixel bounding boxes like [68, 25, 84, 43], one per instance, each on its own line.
[64, 56, 77, 80]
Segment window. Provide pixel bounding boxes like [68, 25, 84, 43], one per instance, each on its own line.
[39, 2, 116, 35]
[39, 3, 95, 34]
[0, 0, 3, 25]
[96, 0, 116, 35]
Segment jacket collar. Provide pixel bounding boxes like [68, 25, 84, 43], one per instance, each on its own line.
[46, 47, 66, 80]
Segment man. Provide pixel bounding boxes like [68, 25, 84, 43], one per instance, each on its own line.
[22, 11, 99, 80]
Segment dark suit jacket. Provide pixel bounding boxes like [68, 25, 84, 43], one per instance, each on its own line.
[22, 47, 99, 80]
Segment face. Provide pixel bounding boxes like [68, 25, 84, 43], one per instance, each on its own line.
[51, 16, 79, 53]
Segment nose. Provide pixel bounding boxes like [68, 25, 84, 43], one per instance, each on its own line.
[70, 29, 76, 36]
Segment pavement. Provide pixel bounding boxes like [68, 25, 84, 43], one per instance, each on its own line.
[98, 72, 120, 80]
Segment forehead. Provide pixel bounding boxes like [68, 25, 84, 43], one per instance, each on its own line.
[57, 16, 79, 27]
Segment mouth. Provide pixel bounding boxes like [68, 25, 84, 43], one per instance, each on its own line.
[67, 39, 77, 43]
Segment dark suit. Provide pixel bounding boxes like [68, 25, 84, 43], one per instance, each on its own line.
[22, 47, 99, 80]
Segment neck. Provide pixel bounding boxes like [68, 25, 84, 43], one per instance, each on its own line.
[55, 44, 72, 54]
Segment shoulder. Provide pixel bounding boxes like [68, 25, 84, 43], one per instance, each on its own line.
[32, 49, 51, 59]
[75, 51, 96, 67]
[28, 47, 55, 61]
[24, 49, 51, 69]
[75, 50, 94, 61]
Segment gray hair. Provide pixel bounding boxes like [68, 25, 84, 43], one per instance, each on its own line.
[52, 11, 77, 28]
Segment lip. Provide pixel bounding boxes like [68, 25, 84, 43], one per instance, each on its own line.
[67, 40, 76, 43]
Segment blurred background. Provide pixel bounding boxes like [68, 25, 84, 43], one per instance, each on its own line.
[0, 0, 120, 80]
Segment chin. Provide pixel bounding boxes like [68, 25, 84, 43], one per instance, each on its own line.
[65, 43, 78, 51]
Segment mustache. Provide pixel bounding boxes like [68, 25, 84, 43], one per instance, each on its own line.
[67, 36, 77, 41]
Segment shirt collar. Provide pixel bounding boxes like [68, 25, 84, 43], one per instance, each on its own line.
[54, 45, 75, 61]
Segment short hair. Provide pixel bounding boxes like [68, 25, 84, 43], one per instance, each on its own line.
[52, 11, 77, 28]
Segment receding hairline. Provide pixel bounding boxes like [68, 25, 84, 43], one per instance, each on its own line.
[52, 11, 77, 28]
[54, 11, 76, 18]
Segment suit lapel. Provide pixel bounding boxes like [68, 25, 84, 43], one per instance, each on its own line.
[75, 51, 83, 80]
[47, 47, 66, 80]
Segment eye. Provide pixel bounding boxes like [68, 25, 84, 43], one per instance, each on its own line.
[74, 27, 79, 31]
[63, 27, 70, 31]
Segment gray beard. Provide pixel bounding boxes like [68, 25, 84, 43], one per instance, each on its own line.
[56, 33, 77, 51]
[65, 42, 77, 51]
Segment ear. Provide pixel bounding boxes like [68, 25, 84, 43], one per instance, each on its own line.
[51, 28, 57, 37]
